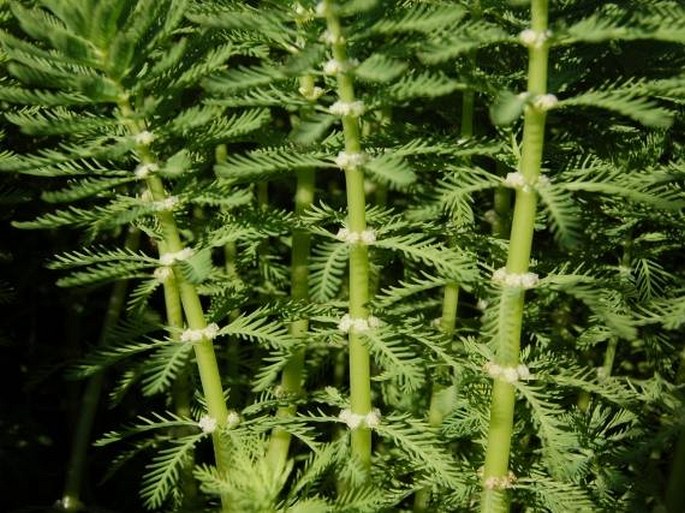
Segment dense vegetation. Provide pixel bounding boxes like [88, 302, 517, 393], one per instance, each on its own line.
[0, 1, 684, 512]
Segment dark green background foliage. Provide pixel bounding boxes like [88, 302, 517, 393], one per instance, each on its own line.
[0, 1, 684, 512]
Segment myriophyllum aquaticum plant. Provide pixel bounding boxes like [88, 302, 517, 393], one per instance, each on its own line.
[1, 0, 685, 512]
[480, 0, 555, 509]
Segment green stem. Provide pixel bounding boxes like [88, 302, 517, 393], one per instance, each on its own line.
[676, 349, 685, 386]
[257, 182, 269, 209]
[216, 143, 238, 285]
[60, 228, 140, 512]
[265, 66, 318, 473]
[266, 166, 315, 473]
[493, 182, 512, 239]
[666, 352, 685, 513]
[146, 163, 229, 426]
[224, 240, 238, 278]
[159, 240, 198, 506]
[595, 237, 632, 380]
[580, 240, 631, 409]
[160, 242, 185, 342]
[666, 430, 685, 513]
[223, 236, 241, 401]
[461, 90, 475, 140]
[601, 338, 618, 379]
[216, 144, 242, 404]
[256, 180, 271, 292]
[414, 87, 475, 513]
[412, 283, 458, 512]
[148, 180, 232, 507]
[323, 1, 373, 470]
[115, 94, 231, 511]
[414, 15, 480, 504]
[481, 2, 549, 511]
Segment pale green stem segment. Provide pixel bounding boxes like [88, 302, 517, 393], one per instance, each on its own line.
[216, 144, 242, 402]
[481, 1, 549, 511]
[323, 0, 373, 470]
[159, 240, 197, 505]
[265, 70, 318, 472]
[116, 95, 231, 511]
[159, 241, 185, 340]
[414, 11, 482, 502]
[149, 174, 231, 501]
[414, 67, 477, 513]
[580, 240, 628, 410]
[599, 238, 633, 379]
[224, 239, 238, 279]
[257, 182, 269, 209]
[256, 176, 269, 290]
[601, 338, 618, 377]
[61, 228, 140, 512]
[266, 166, 315, 472]
[461, 90, 475, 141]
[492, 184, 512, 239]
[493, 133, 519, 239]
[413, 283, 459, 513]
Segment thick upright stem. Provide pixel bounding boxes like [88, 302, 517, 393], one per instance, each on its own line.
[60, 228, 140, 512]
[481, 2, 549, 511]
[146, 166, 229, 429]
[323, 1, 373, 470]
[116, 95, 230, 512]
[345, 171, 373, 470]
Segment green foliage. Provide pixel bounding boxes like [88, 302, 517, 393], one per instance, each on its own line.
[1, 0, 684, 512]
[48, 246, 158, 287]
[141, 432, 205, 509]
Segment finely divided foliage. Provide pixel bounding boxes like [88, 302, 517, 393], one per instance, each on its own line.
[1, 0, 684, 512]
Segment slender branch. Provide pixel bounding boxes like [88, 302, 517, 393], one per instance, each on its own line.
[216, 144, 242, 405]
[414, 3, 480, 505]
[160, 239, 198, 506]
[492, 182, 512, 239]
[266, 163, 315, 473]
[322, 0, 373, 470]
[413, 76, 474, 513]
[666, 351, 685, 513]
[60, 228, 140, 512]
